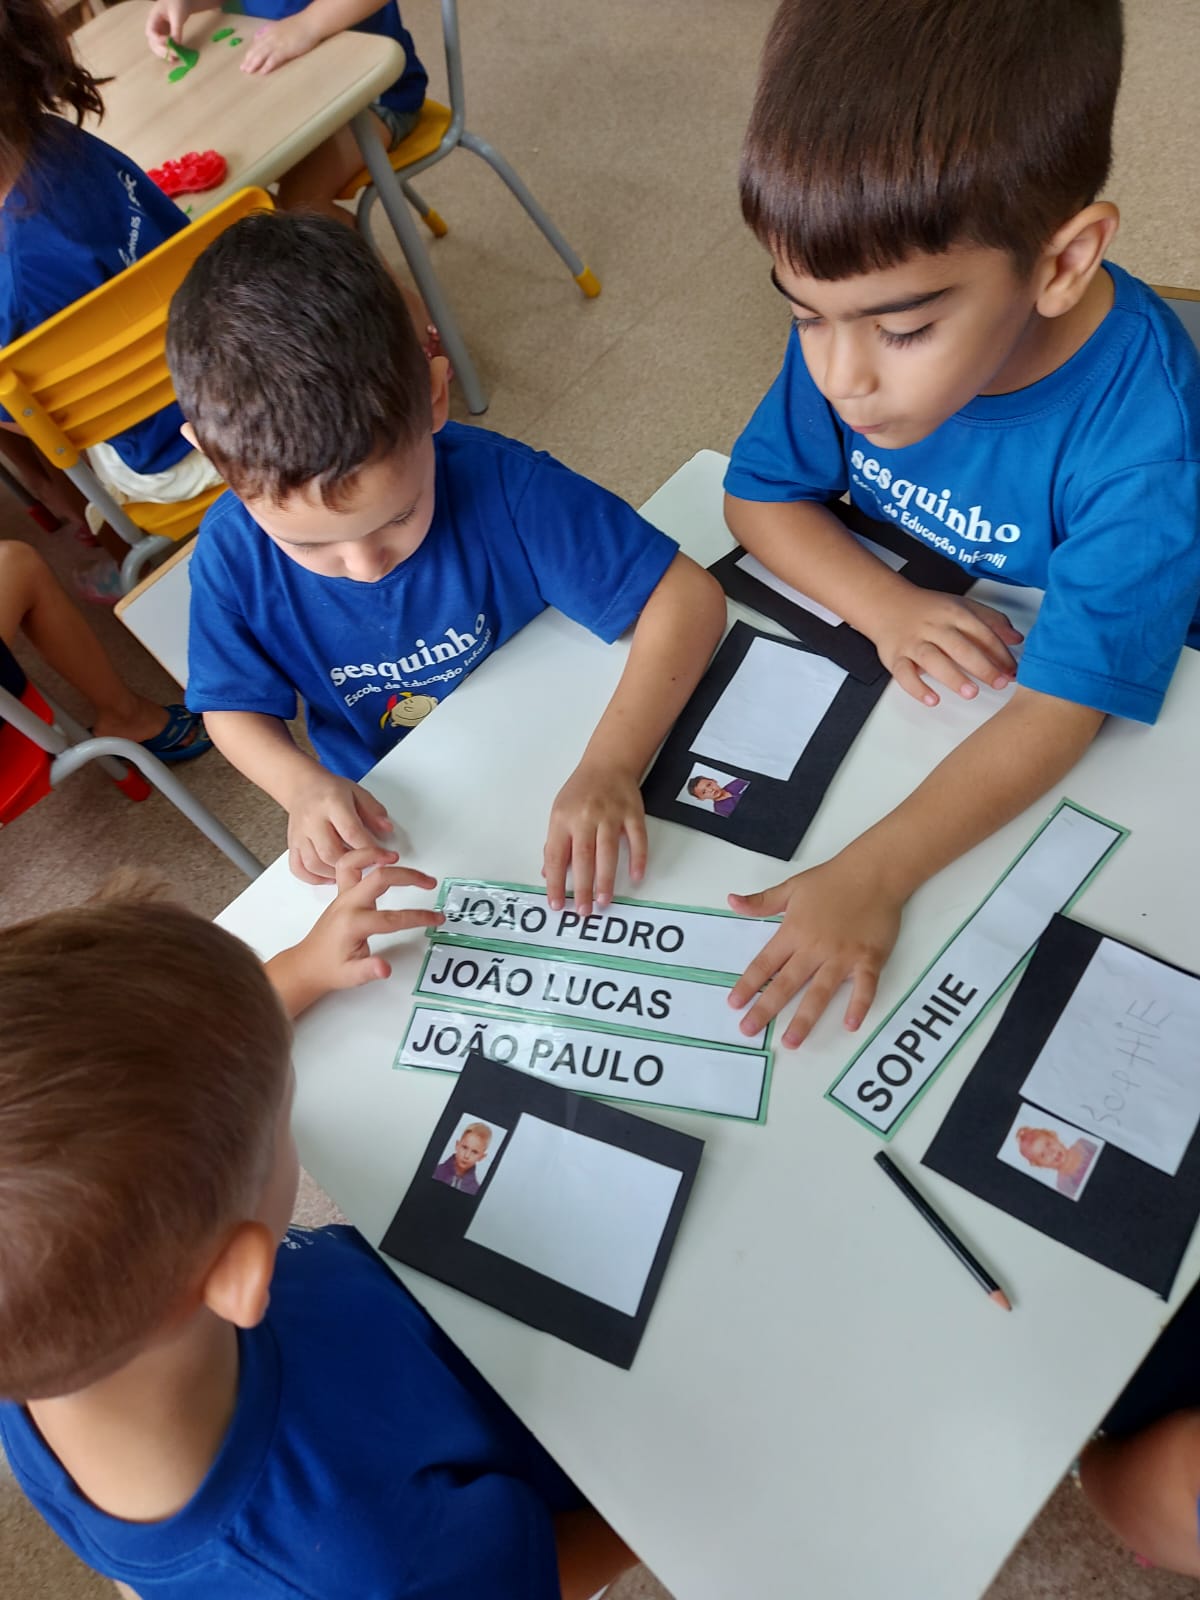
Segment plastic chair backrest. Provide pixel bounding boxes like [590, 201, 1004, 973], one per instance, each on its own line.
[0, 672, 54, 827]
[0, 187, 273, 470]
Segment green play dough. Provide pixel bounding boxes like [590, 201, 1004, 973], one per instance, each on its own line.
[211, 26, 233, 40]
[168, 62, 191, 82]
[230, 35, 242, 45]
[166, 35, 199, 67]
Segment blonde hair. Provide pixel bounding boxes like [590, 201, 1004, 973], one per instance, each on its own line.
[461, 1122, 492, 1145]
[0, 898, 292, 1399]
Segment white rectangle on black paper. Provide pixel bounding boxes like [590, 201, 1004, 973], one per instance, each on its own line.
[691, 634, 846, 781]
[464, 1114, 682, 1315]
[1018, 938, 1200, 1177]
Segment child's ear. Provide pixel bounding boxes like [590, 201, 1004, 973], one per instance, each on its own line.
[180, 421, 200, 451]
[1035, 201, 1120, 320]
[429, 356, 452, 434]
[201, 1221, 278, 1330]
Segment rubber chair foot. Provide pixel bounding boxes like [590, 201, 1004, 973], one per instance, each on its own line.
[574, 266, 602, 299]
[113, 766, 153, 802]
[423, 208, 449, 238]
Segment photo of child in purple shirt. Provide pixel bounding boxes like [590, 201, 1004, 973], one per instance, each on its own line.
[432, 1121, 494, 1196]
[680, 766, 750, 817]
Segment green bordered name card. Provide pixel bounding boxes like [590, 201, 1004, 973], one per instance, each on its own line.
[826, 799, 1127, 1138]
[397, 1004, 772, 1123]
[431, 879, 777, 981]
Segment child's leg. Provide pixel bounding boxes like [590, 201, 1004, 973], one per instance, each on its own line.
[1080, 1411, 1200, 1575]
[0, 541, 201, 749]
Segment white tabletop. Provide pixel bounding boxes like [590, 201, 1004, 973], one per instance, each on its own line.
[218, 450, 1200, 1600]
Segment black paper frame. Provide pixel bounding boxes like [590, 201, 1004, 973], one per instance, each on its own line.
[381, 1052, 704, 1367]
[641, 620, 886, 861]
[709, 503, 972, 683]
[922, 915, 1200, 1298]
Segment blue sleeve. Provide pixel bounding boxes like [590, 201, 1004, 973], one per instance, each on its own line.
[186, 514, 299, 721]
[404, 1472, 562, 1600]
[724, 331, 849, 504]
[508, 455, 678, 643]
[1019, 458, 1200, 723]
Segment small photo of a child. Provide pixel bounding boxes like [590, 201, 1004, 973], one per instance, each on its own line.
[678, 761, 749, 818]
[431, 1114, 508, 1196]
[998, 1103, 1103, 1202]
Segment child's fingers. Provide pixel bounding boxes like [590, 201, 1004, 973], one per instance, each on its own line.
[332, 847, 400, 890]
[339, 954, 393, 989]
[842, 962, 880, 1033]
[727, 879, 795, 921]
[571, 830, 597, 918]
[290, 840, 335, 883]
[592, 823, 621, 911]
[891, 656, 940, 706]
[354, 787, 395, 837]
[356, 907, 445, 936]
[965, 599, 1024, 645]
[727, 927, 792, 1011]
[625, 811, 649, 886]
[780, 960, 847, 1048]
[951, 620, 1017, 685]
[542, 825, 571, 912]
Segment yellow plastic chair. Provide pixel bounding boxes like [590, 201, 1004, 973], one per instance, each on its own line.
[0, 186, 273, 593]
[337, 0, 600, 416]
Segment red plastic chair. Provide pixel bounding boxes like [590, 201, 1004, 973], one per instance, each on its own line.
[0, 676, 261, 875]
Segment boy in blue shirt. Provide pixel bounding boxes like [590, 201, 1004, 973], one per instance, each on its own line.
[721, 0, 1200, 1048]
[0, 849, 636, 1600]
[170, 210, 724, 902]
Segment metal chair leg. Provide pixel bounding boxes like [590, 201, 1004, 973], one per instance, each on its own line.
[457, 130, 600, 296]
[401, 181, 449, 237]
[50, 735, 263, 877]
[351, 110, 489, 415]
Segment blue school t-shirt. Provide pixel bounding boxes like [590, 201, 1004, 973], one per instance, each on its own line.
[0, 119, 191, 476]
[0, 1225, 581, 1599]
[186, 421, 679, 777]
[225, 0, 427, 116]
[724, 264, 1200, 724]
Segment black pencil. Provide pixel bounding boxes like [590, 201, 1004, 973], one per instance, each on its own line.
[874, 1151, 1012, 1311]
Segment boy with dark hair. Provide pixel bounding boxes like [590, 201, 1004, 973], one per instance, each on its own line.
[0, 850, 636, 1599]
[722, 0, 1200, 1047]
[170, 210, 724, 906]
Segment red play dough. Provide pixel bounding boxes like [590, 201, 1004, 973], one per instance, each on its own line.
[148, 150, 228, 198]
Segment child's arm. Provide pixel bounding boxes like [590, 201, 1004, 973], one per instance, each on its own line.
[144, 0, 223, 58]
[728, 685, 1104, 1045]
[543, 553, 726, 916]
[725, 493, 1025, 704]
[240, 0, 395, 74]
[554, 1507, 638, 1600]
[1079, 1415, 1200, 1577]
[266, 847, 443, 1017]
[202, 710, 395, 883]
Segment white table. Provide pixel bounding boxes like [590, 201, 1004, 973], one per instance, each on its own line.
[218, 451, 1200, 1600]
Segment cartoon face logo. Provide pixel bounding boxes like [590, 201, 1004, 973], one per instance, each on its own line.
[380, 691, 438, 730]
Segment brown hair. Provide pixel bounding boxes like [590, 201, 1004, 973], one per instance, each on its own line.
[166, 210, 433, 508]
[740, 0, 1124, 280]
[0, 0, 107, 195]
[0, 899, 292, 1400]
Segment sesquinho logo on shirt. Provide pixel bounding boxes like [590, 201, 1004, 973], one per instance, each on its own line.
[331, 615, 495, 712]
[850, 448, 1021, 570]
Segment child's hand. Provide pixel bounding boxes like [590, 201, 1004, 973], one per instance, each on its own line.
[270, 848, 443, 1015]
[872, 590, 1023, 707]
[286, 771, 395, 883]
[241, 15, 320, 73]
[145, 0, 195, 58]
[726, 857, 904, 1047]
[543, 761, 648, 917]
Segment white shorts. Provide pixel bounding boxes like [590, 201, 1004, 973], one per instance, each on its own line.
[86, 441, 224, 526]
